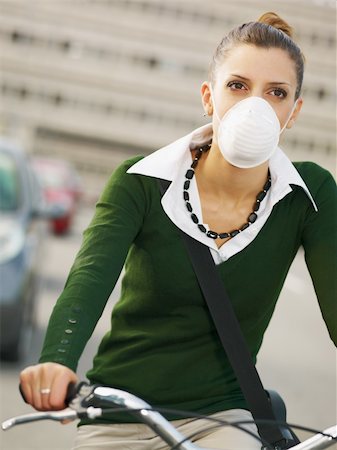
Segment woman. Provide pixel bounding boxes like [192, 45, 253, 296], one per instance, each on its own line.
[20, 12, 337, 450]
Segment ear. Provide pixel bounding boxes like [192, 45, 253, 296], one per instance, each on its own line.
[201, 81, 213, 116]
[286, 97, 303, 129]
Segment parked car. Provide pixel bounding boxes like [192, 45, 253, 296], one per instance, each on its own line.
[31, 157, 82, 234]
[0, 139, 49, 361]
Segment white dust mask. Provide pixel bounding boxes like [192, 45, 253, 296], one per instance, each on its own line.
[211, 91, 297, 169]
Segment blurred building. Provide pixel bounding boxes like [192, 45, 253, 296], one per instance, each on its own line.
[0, 0, 336, 196]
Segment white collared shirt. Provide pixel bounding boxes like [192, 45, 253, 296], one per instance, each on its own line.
[127, 124, 317, 264]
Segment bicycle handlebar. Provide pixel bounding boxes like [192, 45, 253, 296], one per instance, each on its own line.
[6, 382, 200, 450]
[2, 382, 337, 450]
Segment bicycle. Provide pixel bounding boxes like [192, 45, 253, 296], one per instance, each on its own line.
[2, 382, 337, 450]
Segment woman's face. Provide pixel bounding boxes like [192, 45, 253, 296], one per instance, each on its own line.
[202, 44, 303, 139]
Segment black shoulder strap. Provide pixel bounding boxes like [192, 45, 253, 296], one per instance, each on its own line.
[158, 178, 299, 449]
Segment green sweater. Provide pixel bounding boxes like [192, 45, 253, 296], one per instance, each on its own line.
[39, 157, 337, 423]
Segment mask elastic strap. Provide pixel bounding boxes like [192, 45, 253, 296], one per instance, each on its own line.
[279, 100, 298, 134]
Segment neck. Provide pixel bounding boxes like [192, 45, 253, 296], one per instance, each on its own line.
[196, 144, 270, 203]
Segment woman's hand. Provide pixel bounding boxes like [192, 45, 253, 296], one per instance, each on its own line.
[19, 362, 78, 412]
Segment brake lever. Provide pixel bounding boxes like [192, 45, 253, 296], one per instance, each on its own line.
[2, 409, 78, 431]
[3, 383, 103, 431]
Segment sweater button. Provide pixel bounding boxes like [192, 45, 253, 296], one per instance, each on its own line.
[65, 329, 73, 334]
[68, 319, 77, 324]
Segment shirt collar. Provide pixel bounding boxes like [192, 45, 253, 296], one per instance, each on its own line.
[127, 123, 317, 211]
[127, 123, 211, 181]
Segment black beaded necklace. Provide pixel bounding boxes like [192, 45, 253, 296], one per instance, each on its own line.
[183, 144, 272, 240]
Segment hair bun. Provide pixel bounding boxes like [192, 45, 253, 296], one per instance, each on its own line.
[257, 12, 294, 38]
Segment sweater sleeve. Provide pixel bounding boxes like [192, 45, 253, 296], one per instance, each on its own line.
[301, 165, 337, 346]
[39, 157, 147, 371]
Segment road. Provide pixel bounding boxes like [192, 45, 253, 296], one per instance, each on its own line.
[0, 204, 336, 449]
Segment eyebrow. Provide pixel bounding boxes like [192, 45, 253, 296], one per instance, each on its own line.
[229, 73, 292, 86]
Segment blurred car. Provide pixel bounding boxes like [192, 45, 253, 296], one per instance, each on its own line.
[0, 139, 48, 361]
[31, 157, 82, 235]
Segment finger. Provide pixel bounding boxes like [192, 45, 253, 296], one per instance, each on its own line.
[39, 387, 52, 410]
[49, 369, 78, 410]
[40, 363, 68, 411]
[61, 419, 73, 425]
[21, 367, 43, 410]
[39, 365, 53, 410]
[19, 369, 33, 405]
[30, 369, 44, 411]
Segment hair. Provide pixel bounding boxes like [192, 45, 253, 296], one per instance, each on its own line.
[208, 12, 305, 99]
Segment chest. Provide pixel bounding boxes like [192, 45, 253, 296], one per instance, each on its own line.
[200, 198, 258, 248]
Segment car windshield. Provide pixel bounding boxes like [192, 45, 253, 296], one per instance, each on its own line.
[0, 153, 20, 211]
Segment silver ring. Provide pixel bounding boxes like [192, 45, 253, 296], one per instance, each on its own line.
[40, 388, 51, 395]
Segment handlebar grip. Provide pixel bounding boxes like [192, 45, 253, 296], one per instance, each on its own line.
[19, 384, 28, 404]
[64, 382, 78, 406]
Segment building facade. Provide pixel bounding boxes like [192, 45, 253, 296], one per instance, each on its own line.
[0, 0, 335, 195]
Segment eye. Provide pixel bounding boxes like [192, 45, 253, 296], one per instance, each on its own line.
[227, 81, 247, 91]
[270, 88, 287, 98]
